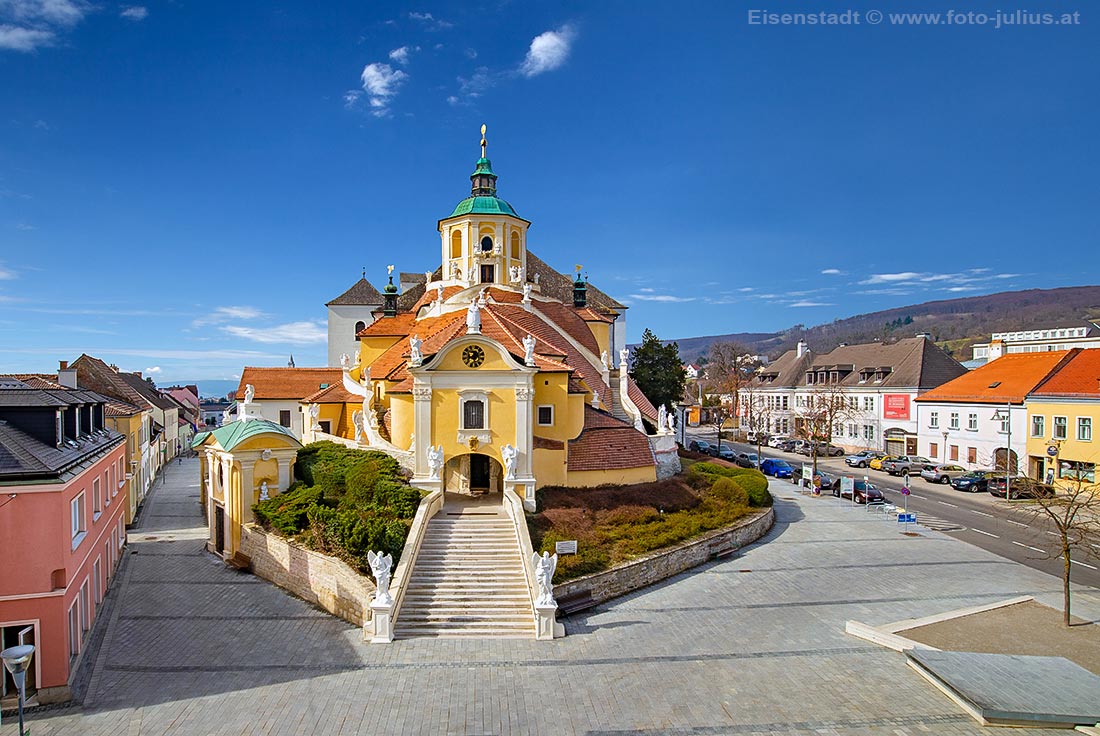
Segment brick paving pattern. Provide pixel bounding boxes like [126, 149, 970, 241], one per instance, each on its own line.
[10, 459, 1100, 735]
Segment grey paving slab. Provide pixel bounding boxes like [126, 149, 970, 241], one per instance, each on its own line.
[907, 650, 1100, 726]
[10, 465, 1100, 735]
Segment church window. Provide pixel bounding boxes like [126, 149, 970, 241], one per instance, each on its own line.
[480, 235, 493, 252]
[354, 321, 365, 341]
[510, 231, 521, 259]
[463, 400, 485, 429]
[537, 405, 554, 426]
[450, 230, 462, 259]
[279, 411, 291, 428]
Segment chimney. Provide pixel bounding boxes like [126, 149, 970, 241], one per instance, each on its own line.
[110, 363, 120, 372]
[134, 371, 142, 379]
[796, 340, 808, 358]
[988, 339, 1005, 361]
[916, 332, 931, 340]
[58, 360, 77, 389]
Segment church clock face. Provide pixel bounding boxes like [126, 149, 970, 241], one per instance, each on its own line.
[461, 345, 485, 368]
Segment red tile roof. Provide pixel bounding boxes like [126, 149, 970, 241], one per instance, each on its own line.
[568, 425, 655, 471]
[237, 367, 344, 401]
[916, 350, 1075, 404]
[302, 382, 362, 404]
[1031, 348, 1100, 397]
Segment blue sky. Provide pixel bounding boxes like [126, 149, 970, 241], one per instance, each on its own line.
[1, 0, 1097, 385]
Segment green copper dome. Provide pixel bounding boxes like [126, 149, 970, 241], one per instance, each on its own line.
[448, 195, 519, 218]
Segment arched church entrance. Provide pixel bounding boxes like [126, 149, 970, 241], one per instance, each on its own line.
[443, 452, 504, 497]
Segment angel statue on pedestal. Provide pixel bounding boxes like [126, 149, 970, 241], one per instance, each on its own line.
[532, 551, 558, 607]
[367, 551, 393, 606]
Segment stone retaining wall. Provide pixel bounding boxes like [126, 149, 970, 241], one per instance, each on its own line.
[241, 524, 374, 626]
[554, 506, 774, 609]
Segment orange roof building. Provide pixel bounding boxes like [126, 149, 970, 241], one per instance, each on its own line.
[1025, 348, 1100, 489]
[312, 128, 670, 507]
[914, 350, 1078, 472]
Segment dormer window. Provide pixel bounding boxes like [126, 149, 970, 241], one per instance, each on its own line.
[829, 371, 839, 383]
[805, 372, 815, 385]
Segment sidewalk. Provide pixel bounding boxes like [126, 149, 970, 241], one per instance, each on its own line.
[11, 470, 1097, 735]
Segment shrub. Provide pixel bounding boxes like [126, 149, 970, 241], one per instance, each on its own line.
[253, 486, 329, 535]
[708, 477, 748, 507]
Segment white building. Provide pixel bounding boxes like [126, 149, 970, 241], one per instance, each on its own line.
[234, 367, 343, 440]
[326, 276, 383, 367]
[969, 323, 1100, 367]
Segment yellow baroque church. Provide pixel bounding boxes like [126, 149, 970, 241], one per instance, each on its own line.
[314, 128, 679, 510]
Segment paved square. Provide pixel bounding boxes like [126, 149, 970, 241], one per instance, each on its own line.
[14, 459, 1100, 735]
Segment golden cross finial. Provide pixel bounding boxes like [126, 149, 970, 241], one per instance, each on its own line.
[575, 264, 583, 273]
[387, 264, 394, 275]
[480, 124, 487, 158]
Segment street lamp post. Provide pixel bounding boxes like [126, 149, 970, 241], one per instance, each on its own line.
[992, 403, 1013, 499]
[942, 430, 949, 465]
[2, 644, 35, 736]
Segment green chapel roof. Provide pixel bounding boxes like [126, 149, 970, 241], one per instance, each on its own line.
[447, 196, 520, 218]
[191, 419, 301, 452]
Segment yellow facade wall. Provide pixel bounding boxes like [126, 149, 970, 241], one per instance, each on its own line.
[107, 412, 143, 524]
[533, 447, 568, 487]
[1025, 398, 1099, 489]
[357, 336, 402, 369]
[585, 321, 611, 360]
[532, 373, 582, 442]
[389, 395, 414, 449]
[430, 386, 516, 460]
[567, 465, 656, 488]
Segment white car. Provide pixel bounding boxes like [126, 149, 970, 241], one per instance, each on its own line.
[767, 435, 790, 449]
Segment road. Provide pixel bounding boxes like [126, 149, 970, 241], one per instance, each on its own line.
[684, 428, 1100, 590]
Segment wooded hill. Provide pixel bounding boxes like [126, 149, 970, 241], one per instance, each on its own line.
[666, 286, 1100, 363]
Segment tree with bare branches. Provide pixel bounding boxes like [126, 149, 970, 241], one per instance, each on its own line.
[706, 342, 761, 431]
[793, 382, 860, 482]
[1016, 470, 1100, 626]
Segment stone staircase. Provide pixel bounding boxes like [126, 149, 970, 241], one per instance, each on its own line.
[395, 508, 535, 638]
[608, 370, 630, 422]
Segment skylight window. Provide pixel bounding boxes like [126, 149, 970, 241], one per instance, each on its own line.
[988, 381, 1002, 388]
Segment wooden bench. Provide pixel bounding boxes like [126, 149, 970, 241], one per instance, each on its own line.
[557, 589, 595, 615]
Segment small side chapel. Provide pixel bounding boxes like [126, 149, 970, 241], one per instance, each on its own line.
[318, 127, 678, 509]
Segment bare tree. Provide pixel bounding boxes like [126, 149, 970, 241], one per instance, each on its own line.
[707, 342, 761, 431]
[793, 382, 860, 481]
[1016, 470, 1100, 626]
[740, 383, 775, 466]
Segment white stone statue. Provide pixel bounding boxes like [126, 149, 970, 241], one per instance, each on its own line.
[360, 366, 371, 386]
[427, 445, 444, 480]
[309, 403, 320, 429]
[466, 300, 481, 334]
[408, 433, 415, 452]
[532, 551, 558, 607]
[352, 409, 365, 442]
[477, 288, 488, 307]
[368, 551, 394, 606]
[619, 347, 629, 368]
[259, 481, 270, 501]
[451, 263, 462, 281]
[243, 384, 255, 405]
[533, 272, 540, 285]
[658, 404, 668, 433]
[509, 265, 519, 283]
[600, 350, 609, 369]
[424, 270, 432, 284]
[501, 443, 517, 480]
[667, 412, 676, 434]
[523, 282, 532, 301]
[340, 353, 351, 369]
[436, 283, 444, 304]
[592, 392, 599, 408]
[409, 334, 423, 367]
[523, 334, 536, 366]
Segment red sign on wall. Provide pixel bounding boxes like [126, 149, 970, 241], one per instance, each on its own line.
[883, 394, 911, 420]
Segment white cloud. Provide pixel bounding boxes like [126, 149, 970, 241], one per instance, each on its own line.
[946, 286, 978, 292]
[446, 95, 459, 106]
[120, 6, 147, 20]
[788, 300, 833, 308]
[464, 47, 477, 59]
[343, 89, 362, 108]
[737, 287, 754, 292]
[360, 62, 408, 117]
[191, 305, 266, 328]
[388, 45, 410, 65]
[0, 24, 53, 51]
[859, 272, 923, 285]
[222, 321, 327, 344]
[520, 25, 576, 77]
[14, 222, 35, 230]
[408, 11, 451, 30]
[821, 268, 843, 275]
[0, 264, 15, 279]
[627, 293, 696, 303]
[144, 365, 161, 374]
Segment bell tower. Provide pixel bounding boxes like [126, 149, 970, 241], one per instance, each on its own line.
[437, 125, 531, 290]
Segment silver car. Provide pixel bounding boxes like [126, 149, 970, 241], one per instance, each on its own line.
[920, 463, 968, 484]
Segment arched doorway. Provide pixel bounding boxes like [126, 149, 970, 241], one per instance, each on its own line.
[993, 448, 1019, 474]
[443, 452, 504, 497]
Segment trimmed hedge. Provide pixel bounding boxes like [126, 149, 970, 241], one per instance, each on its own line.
[528, 465, 771, 582]
[252, 442, 422, 575]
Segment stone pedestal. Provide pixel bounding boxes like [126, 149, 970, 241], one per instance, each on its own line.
[370, 599, 394, 643]
[535, 603, 559, 640]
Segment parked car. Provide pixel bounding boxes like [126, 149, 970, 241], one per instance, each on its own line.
[845, 450, 887, 468]
[760, 459, 794, 478]
[767, 435, 790, 449]
[745, 431, 768, 444]
[777, 439, 800, 452]
[830, 478, 884, 504]
[920, 464, 968, 485]
[869, 455, 897, 471]
[792, 469, 835, 490]
[735, 452, 760, 468]
[881, 456, 933, 476]
[688, 440, 712, 454]
[951, 470, 994, 493]
[714, 446, 737, 461]
[988, 476, 1056, 500]
[816, 442, 846, 457]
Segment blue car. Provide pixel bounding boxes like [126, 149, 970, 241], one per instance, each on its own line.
[760, 459, 793, 478]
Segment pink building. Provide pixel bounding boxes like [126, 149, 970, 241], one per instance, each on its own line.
[0, 376, 128, 705]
